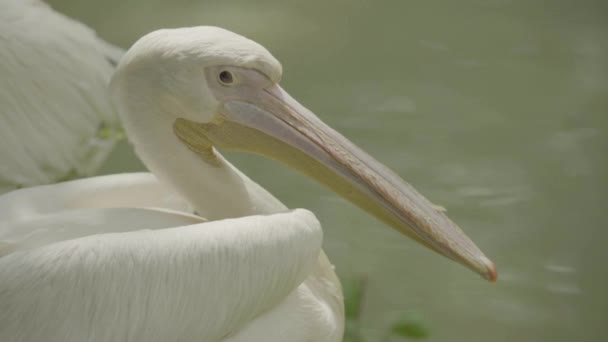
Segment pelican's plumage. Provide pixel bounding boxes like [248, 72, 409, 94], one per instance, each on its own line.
[0, 0, 122, 193]
[0, 23, 495, 342]
[0, 173, 341, 341]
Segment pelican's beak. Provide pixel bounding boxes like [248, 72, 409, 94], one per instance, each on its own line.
[174, 68, 497, 281]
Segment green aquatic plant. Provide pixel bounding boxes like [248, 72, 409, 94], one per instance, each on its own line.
[342, 275, 430, 341]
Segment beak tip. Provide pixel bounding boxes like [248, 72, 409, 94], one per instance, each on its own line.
[481, 257, 498, 282]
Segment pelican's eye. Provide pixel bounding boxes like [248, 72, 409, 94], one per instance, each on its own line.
[218, 70, 234, 85]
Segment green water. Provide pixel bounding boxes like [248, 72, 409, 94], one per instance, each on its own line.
[48, 0, 608, 340]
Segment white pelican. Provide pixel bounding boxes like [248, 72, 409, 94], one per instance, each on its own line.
[0, 26, 496, 341]
[0, 0, 122, 194]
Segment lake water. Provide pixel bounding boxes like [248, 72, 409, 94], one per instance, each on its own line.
[48, 0, 607, 340]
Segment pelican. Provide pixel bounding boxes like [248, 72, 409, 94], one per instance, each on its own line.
[0, 26, 496, 341]
[0, 0, 122, 194]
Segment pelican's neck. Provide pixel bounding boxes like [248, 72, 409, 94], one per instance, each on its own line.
[123, 111, 285, 220]
[122, 108, 344, 332]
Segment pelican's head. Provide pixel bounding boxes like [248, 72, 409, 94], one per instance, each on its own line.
[111, 26, 497, 281]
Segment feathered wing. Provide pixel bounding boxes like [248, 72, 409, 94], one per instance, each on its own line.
[0, 173, 323, 342]
[0, 172, 192, 220]
[0, 0, 124, 193]
[0, 172, 195, 250]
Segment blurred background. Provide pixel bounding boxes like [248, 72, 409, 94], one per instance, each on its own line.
[46, 0, 608, 341]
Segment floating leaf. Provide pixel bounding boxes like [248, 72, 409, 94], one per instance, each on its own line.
[389, 312, 430, 339]
[344, 322, 367, 342]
